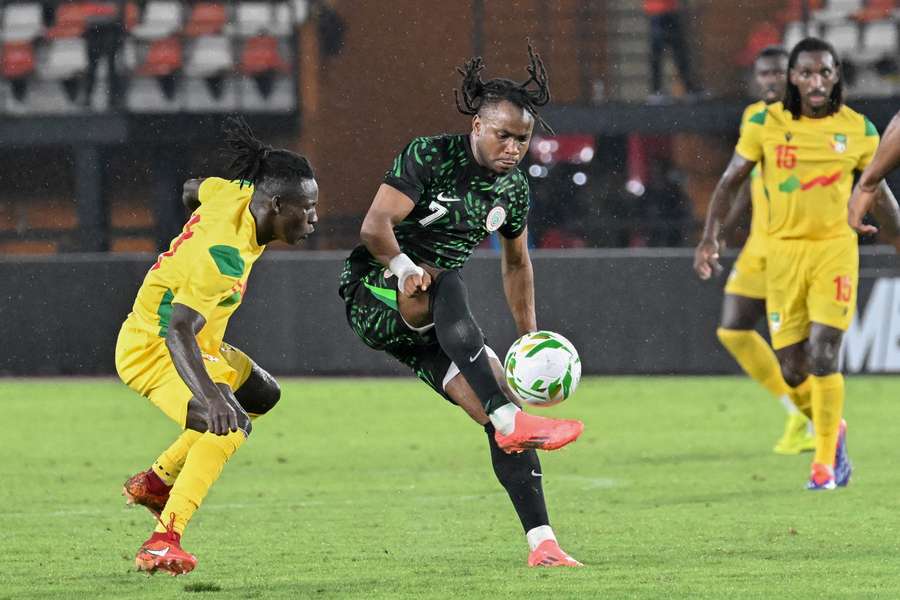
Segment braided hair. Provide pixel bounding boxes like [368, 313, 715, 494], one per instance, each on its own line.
[454, 43, 553, 134]
[783, 37, 843, 120]
[221, 116, 315, 196]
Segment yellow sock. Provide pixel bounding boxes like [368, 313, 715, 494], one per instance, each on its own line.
[788, 377, 813, 419]
[156, 430, 246, 535]
[716, 328, 790, 398]
[810, 374, 845, 466]
[152, 429, 203, 486]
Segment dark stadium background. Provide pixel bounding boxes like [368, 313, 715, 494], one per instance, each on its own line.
[1, 0, 898, 375]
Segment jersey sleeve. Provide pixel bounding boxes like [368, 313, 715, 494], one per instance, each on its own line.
[383, 137, 441, 204]
[499, 173, 531, 239]
[172, 242, 245, 322]
[735, 107, 766, 163]
[857, 116, 880, 171]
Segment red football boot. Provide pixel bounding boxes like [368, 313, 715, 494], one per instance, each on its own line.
[494, 411, 584, 453]
[123, 469, 171, 517]
[528, 540, 584, 567]
[134, 515, 197, 576]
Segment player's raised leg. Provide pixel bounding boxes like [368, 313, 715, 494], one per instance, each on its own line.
[444, 356, 582, 567]
[398, 269, 583, 453]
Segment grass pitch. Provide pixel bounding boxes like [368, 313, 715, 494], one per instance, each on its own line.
[1, 376, 899, 599]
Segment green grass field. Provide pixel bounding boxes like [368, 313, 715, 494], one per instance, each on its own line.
[2, 376, 900, 599]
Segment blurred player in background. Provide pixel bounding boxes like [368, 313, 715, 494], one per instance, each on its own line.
[713, 46, 815, 455]
[695, 38, 898, 490]
[849, 110, 900, 233]
[116, 118, 318, 575]
[339, 46, 584, 567]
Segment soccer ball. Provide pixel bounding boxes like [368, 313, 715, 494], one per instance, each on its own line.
[503, 331, 581, 407]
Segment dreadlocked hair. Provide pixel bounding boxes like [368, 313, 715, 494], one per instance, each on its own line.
[783, 37, 843, 120]
[221, 116, 315, 194]
[454, 42, 554, 134]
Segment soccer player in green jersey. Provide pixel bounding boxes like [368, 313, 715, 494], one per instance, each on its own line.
[339, 46, 584, 567]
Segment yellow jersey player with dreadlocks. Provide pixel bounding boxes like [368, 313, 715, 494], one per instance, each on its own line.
[115, 118, 318, 575]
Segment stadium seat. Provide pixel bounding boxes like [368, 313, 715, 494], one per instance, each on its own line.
[131, 1, 183, 40]
[185, 35, 233, 77]
[823, 22, 858, 56]
[814, 0, 863, 24]
[856, 20, 899, 63]
[783, 21, 815, 51]
[240, 36, 288, 75]
[39, 38, 89, 80]
[135, 36, 182, 77]
[46, 2, 90, 39]
[852, 0, 894, 22]
[2, 41, 35, 102]
[183, 3, 227, 37]
[2, 41, 36, 79]
[235, 2, 274, 36]
[2, 3, 44, 42]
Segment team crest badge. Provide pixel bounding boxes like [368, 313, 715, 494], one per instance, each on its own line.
[768, 312, 782, 332]
[485, 206, 507, 232]
[831, 133, 847, 153]
[785, 132, 793, 142]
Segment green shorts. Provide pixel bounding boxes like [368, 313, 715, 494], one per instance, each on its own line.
[338, 259, 496, 401]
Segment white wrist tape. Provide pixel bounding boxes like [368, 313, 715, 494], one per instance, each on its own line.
[388, 253, 424, 291]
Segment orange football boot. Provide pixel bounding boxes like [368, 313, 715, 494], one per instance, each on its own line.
[494, 411, 584, 453]
[123, 469, 171, 517]
[528, 540, 584, 567]
[134, 514, 197, 576]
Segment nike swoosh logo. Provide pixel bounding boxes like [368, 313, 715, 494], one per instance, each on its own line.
[437, 192, 461, 202]
[145, 547, 169, 557]
[469, 346, 485, 362]
[531, 470, 542, 477]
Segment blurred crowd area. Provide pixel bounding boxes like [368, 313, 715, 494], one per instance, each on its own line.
[0, 0, 898, 254]
[0, 0, 312, 112]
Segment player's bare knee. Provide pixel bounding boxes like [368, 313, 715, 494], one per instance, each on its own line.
[235, 367, 281, 415]
[808, 342, 840, 376]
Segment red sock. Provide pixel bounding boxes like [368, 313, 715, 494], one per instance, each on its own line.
[145, 468, 172, 495]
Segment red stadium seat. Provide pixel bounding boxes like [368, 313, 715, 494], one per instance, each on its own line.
[1, 41, 35, 79]
[240, 36, 288, 75]
[46, 2, 90, 38]
[184, 3, 227, 37]
[136, 36, 182, 76]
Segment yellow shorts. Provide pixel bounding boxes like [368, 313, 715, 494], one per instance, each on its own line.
[724, 248, 767, 300]
[765, 236, 858, 350]
[114, 323, 254, 426]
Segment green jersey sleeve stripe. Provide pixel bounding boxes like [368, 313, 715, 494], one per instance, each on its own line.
[864, 117, 878, 136]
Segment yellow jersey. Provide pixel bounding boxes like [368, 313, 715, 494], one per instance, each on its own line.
[125, 178, 265, 354]
[735, 102, 879, 241]
[740, 100, 769, 256]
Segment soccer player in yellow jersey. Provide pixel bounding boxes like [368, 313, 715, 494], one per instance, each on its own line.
[715, 46, 815, 455]
[695, 38, 898, 490]
[115, 118, 318, 574]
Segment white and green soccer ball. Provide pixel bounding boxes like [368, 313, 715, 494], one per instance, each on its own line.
[504, 331, 581, 407]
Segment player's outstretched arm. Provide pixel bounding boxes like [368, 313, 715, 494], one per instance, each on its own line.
[182, 178, 205, 213]
[360, 183, 431, 296]
[850, 111, 900, 237]
[500, 228, 537, 336]
[166, 303, 239, 435]
[694, 153, 756, 280]
[721, 178, 751, 241]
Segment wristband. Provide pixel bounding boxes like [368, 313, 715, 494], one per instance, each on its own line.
[388, 253, 424, 291]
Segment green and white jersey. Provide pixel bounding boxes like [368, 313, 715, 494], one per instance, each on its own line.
[342, 133, 531, 285]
